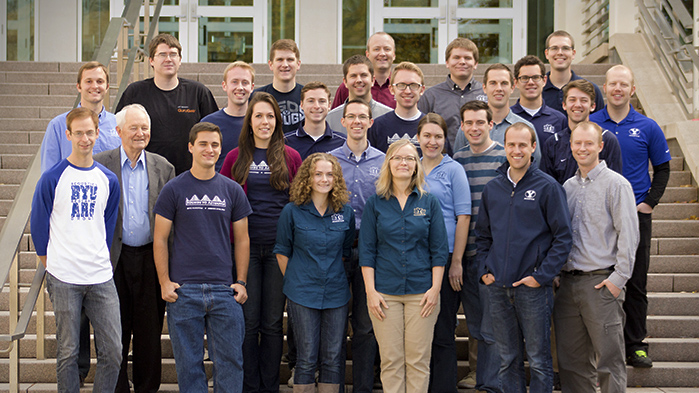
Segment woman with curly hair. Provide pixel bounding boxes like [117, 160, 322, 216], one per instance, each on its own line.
[359, 139, 449, 393]
[220, 92, 302, 393]
[274, 153, 355, 393]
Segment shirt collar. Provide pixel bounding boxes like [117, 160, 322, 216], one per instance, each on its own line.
[296, 122, 333, 139]
[341, 140, 381, 161]
[447, 75, 472, 91]
[576, 160, 607, 182]
[120, 146, 146, 169]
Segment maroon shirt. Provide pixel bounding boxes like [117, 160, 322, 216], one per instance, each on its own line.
[331, 78, 396, 109]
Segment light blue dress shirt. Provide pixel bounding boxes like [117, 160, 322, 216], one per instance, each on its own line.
[120, 147, 150, 246]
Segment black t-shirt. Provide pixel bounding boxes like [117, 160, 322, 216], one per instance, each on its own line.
[116, 78, 219, 175]
[252, 83, 305, 134]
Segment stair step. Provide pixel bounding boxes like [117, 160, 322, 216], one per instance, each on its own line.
[626, 361, 699, 387]
[0, 154, 34, 170]
[0, 95, 75, 108]
[0, 119, 53, 132]
[647, 273, 699, 292]
[0, 169, 27, 185]
[647, 338, 699, 362]
[647, 315, 699, 338]
[653, 203, 699, 220]
[650, 255, 699, 273]
[653, 237, 699, 255]
[0, 144, 40, 155]
[667, 171, 692, 187]
[652, 220, 699, 237]
[659, 187, 697, 203]
[647, 292, 699, 316]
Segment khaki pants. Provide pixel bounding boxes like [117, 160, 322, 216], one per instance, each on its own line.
[370, 293, 439, 393]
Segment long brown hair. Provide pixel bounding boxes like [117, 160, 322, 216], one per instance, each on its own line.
[290, 153, 349, 213]
[231, 92, 290, 190]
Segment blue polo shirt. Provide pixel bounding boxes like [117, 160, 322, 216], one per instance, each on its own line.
[510, 100, 567, 143]
[274, 202, 355, 309]
[423, 155, 472, 253]
[590, 106, 671, 204]
[359, 189, 449, 296]
[284, 122, 346, 160]
[542, 70, 605, 116]
[329, 142, 385, 230]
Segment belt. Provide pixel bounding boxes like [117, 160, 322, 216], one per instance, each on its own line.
[121, 242, 153, 252]
[562, 266, 614, 276]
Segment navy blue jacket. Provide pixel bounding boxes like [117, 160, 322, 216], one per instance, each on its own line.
[540, 126, 623, 185]
[475, 162, 572, 287]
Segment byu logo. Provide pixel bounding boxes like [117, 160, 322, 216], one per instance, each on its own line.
[543, 124, 555, 134]
[331, 213, 345, 223]
[524, 190, 536, 201]
[413, 207, 427, 216]
[629, 128, 641, 137]
[71, 182, 98, 220]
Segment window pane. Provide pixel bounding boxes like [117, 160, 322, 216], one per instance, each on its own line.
[383, 0, 437, 7]
[342, 0, 368, 61]
[458, 18, 512, 63]
[458, 0, 512, 8]
[384, 18, 438, 63]
[7, 0, 34, 61]
[82, 0, 110, 61]
[269, 0, 295, 46]
[201, 0, 253, 5]
[199, 17, 253, 62]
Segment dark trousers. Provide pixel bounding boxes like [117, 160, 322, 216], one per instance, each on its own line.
[114, 244, 166, 393]
[78, 310, 91, 380]
[429, 258, 459, 393]
[624, 212, 652, 354]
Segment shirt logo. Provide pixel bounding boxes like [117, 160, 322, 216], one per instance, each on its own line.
[186, 195, 227, 211]
[524, 190, 536, 201]
[414, 207, 427, 216]
[369, 166, 380, 176]
[278, 100, 305, 126]
[434, 170, 447, 180]
[476, 94, 488, 102]
[71, 182, 98, 220]
[177, 105, 195, 114]
[331, 213, 345, 223]
[250, 160, 271, 174]
[543, 124, 555, 134]
[629, 128, 641, 137]
[387, 133, 418, 146]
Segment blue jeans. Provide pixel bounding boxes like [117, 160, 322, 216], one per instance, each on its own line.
[242, 243, 286, 393]
[484, 284, 553, 393]
[167, 284, 245, 393]
[45, 273, 122, 393]
[459, 257, 501, 393]
[287, 299, 348, 385]
[345, 246, 378, 393]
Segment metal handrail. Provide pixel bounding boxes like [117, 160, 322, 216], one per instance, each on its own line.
[581, 0, 610, 57]
[636, 0, 696, 117]
[0, 0, 164, 391]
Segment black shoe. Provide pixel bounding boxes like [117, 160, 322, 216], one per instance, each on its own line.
[627, 350, 653, 368]
[553, 372, 561, 390]
[79, 375, 86, 388]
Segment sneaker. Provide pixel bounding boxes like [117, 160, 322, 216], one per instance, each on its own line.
[288, 368, 295, 388]
[627, 350, 653, 368]
[456, 370, 477, 389]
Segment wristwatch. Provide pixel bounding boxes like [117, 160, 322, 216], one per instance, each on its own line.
[235, 280, 247, 288]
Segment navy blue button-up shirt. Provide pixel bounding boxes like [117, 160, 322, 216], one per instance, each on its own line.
[274, 202, 355, 309]
[359, 189, 448, 295]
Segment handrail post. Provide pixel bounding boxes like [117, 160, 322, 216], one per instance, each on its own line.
[36, 257, 45, 360]
[10, 253, 19, 393]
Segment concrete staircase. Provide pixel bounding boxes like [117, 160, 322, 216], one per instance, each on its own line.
[0, 61, 697, 391]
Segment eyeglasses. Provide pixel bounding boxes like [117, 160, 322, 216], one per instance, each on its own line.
[392, 83, 423, 92]
[71, 130, 96, 138]
[343, 114, 370, 121]
[390, 155, 417, 163]
[517, 75, 545, 83]
[546, 46, 573, 53]
[154, 52, 180, 59]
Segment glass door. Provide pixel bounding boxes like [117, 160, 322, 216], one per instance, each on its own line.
[371, 0, 526, 64]
[113, 0, 267, 63]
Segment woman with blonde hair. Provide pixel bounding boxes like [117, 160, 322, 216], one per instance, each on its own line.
[220, 92, 302, 392]
[275, 153, 355, 393]
[359, 139, 449, 393]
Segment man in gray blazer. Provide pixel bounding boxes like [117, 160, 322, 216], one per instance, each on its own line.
[94, 104, 175, 393]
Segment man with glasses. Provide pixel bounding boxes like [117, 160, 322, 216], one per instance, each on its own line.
[116, 33, 218, 175]
[543, 30, 605, 116]
[327, 55, 392, 134]
[511, 55, 567, 144]
[31, 107, 122, 393]
[330, 99, 385, 393]
[368, 62, 430, 153]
